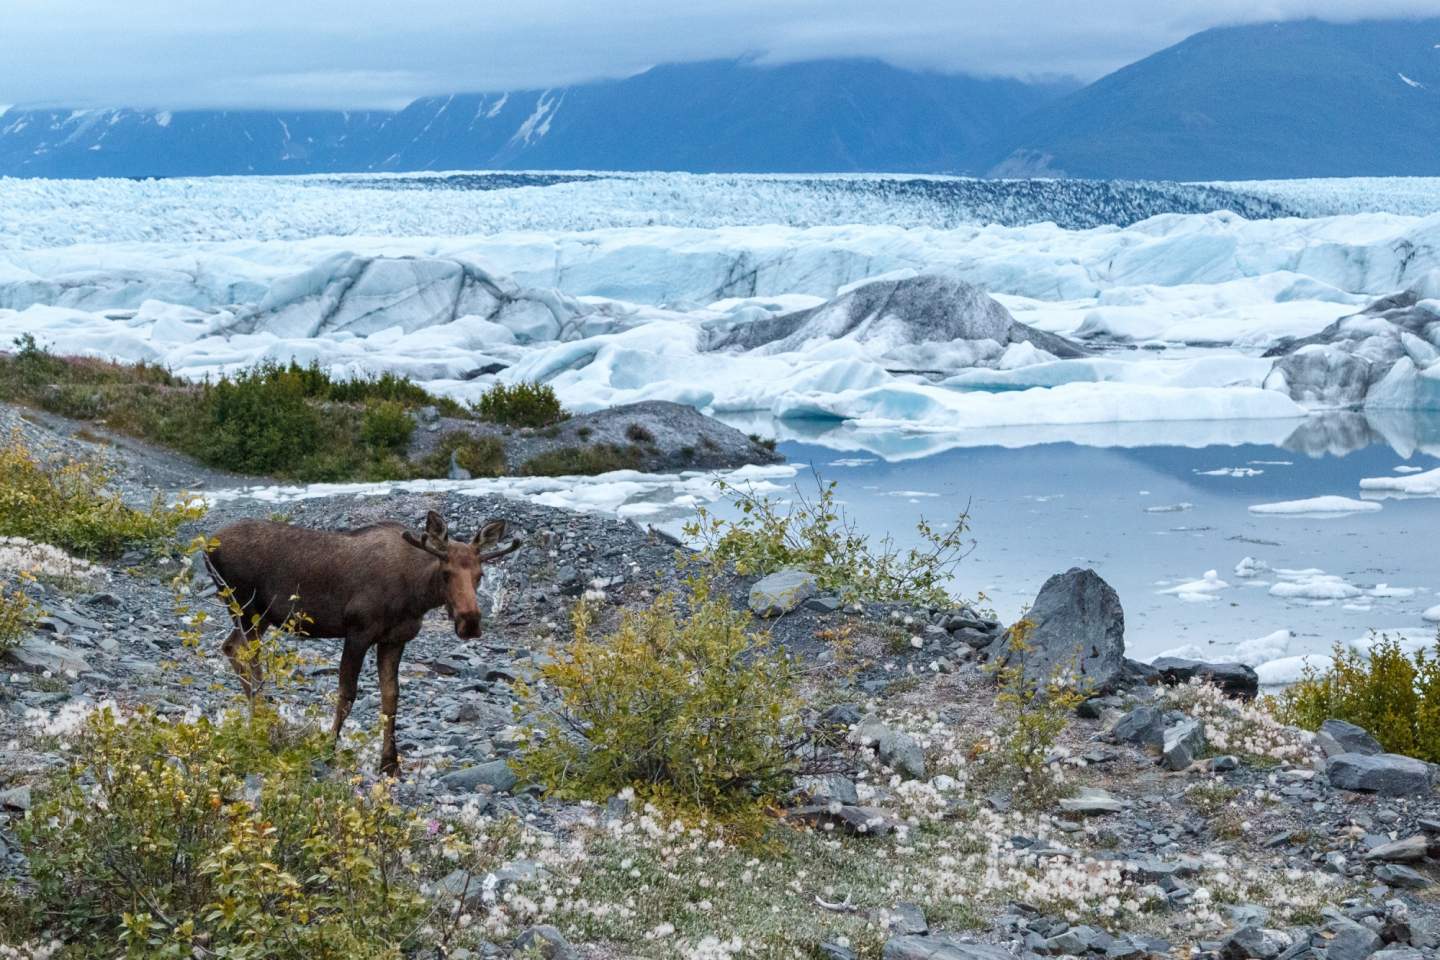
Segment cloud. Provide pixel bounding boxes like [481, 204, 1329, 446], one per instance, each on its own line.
[1, 0, 1437, 110]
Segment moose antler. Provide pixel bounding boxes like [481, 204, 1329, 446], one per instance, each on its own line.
[477, 539, 522, 563]
[402, 530, 450, 560]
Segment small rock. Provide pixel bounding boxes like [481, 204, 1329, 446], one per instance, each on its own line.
[1111, 705, 1166, 750]
[1221, 926, 1292, 960]
[512, 925, 576, 960]
[789, 804, 899, 837]
[3, 638, 89, 675]
[804, 594, 843, 614]
[1058, 786, 1128, 815]
[820, 943, 860, 960]
[0, 786, 31, 811]
[440, 760, 517, 794]
[882, 935, 1015, 960]
[1161, 718, 1206, 771]
[856, 716, 927, 780]
[796, 774, 860, 806]
[749, 568, 819, 617]
[885, 902, 928, 936]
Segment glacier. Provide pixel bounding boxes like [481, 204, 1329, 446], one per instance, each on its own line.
[9, 173, 1440, 438]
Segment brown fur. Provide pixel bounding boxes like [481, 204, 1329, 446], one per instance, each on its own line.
[204, 510, 520, 774]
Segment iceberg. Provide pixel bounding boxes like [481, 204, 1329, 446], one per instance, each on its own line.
[1248, 496, 1383, 516]
[1359, 465, 1440, 498]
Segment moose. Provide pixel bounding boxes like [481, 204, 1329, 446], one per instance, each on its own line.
[204, 511, 521, 774]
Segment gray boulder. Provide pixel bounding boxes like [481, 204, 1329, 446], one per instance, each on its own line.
[1365, 835, 1429, 862]
[856, 716, 928, 780]
[3, 638, 89, 675]
[705, 269, 1088, 371]
[1374, 864, 1429, 888]
[748, 568, 819, 617]
[1327, 753, 1434, 797]
[1317, 719, 1383, 758]
[1150, 657, 1260, 700]
[988, 567, 1126, 695]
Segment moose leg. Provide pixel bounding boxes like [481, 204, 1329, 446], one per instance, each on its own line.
[376, 641, 404, 776]
[221, 622, 267, 699]
[331, 634, 372, 741]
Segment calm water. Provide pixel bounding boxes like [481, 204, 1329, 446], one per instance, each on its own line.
[700, 411, 1440, 662]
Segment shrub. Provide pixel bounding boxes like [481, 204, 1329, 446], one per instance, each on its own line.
[15, 704, 429, 958]
[624, 422, 655, 444]
[411, 432, 507, 479]
[520, 443, 646, 476]
[361, 399, 414, 454]
[513, 573, 798, 827]
[0, 431, 201, 558]
[473, 380, 566, 428]
[976, 618, 1081, 809]
[0, 585, 35, 657]
[197, 363, 328, 474]
[1273, 633, 1440, 762]
[685, 475, 978, 608]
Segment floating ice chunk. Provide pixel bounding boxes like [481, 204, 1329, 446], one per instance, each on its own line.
[1160, 569, 1229, 602]
[1395, 465, 1425, 473]
[1269, 570, 1364, 601]
[1248, 495, 1382, 515]
[1230, 629, 1292, 666]
[1368, 583, 1416, 598]
[1256, 654, 1334, 686]
[1421, 603, 1440, 622]
[1359, 466, 1440, 497]
[826, 458, 876, 468]
[1144, 503, 1193, 513]
[1234, 556, 1271, 578]
[1196, 467, 1263, 477]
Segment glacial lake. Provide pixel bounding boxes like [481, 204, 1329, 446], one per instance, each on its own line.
[697, 412, 1440, 668]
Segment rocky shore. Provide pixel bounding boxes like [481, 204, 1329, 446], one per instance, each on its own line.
[3, 404, 1440, 960]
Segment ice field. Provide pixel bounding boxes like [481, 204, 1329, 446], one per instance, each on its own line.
[2, 170, 1439, 666]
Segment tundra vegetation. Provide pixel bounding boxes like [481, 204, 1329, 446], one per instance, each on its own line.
[0, 337, 654, 482]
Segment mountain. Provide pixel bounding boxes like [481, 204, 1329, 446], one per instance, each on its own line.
[988, 18, 1440, 181]
[0, 59, 1075, 178]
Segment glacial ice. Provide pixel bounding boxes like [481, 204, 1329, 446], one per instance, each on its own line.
[1248, 496, 1383, 516]
[1359, 465, 1440, 497]
[1159, 569, 1230, 602]
[1255, 654, 1334, 686]
[1229, 629, 1293, 667]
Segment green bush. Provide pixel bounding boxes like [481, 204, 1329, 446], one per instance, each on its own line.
[15, 705, 429, 958]
[197, 363, 327, 474]
[0, 585, 35, 657]
[685, 475, 979, 608]
[473, 380, 566, 428]
[0, 431, 202, 558]
[361, 399, 415, 454]
[412, 432, 507, 478]
[520, 443, 647, 476]
[1273, 633, 1440, 762]
[513, 573, 798, 827]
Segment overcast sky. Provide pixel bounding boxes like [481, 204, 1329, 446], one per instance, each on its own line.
[3, 0, 1438, 111]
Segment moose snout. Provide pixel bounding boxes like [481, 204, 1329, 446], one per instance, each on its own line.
[454, 612, 482, 640]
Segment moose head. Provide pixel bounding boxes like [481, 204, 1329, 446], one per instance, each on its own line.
[402, 511, 521, 640]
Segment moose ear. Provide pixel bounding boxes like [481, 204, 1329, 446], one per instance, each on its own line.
[424, 511, 448, 540]
[473, 519, 507, 547]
